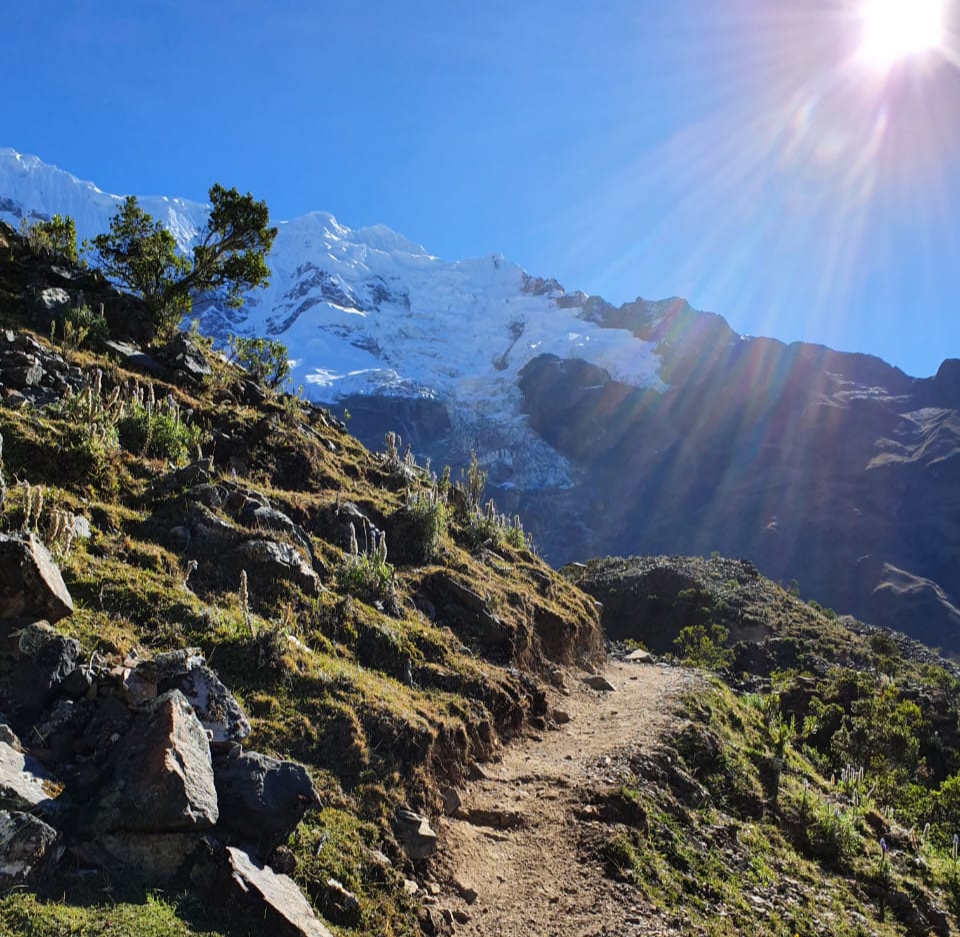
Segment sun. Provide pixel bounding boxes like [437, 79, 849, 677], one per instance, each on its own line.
[858, 0, 946, 70]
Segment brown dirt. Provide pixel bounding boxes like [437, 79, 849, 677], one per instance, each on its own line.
[430, 659, 703, 937]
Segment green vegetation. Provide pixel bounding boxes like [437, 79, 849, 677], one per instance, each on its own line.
[20, 213, 78, 262]
[86, 185, 276, 336]
[228, 334, 291, 389]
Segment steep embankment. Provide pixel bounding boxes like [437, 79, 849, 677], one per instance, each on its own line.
[0, 222, 602, 937]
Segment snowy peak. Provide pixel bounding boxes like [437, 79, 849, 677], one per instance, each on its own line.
[0, 147, 671, 488]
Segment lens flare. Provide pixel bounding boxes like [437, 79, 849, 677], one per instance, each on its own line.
[858, 0, 946, 70]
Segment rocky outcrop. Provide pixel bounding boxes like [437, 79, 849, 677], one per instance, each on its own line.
[0, 533, 73, 623]
[95, 690, 219, 833]
[213, 750, 319, 853]
[0, 537, 327, 930]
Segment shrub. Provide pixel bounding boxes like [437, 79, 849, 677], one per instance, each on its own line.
[117, 393, 201, 462]
[674, 623, 734, 670]
[54, 302, 110, 351]
[228, 334, 291, 389]
[20, 213, 78, 262]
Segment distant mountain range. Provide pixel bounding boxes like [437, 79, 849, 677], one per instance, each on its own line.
[3, 147, 959, 654]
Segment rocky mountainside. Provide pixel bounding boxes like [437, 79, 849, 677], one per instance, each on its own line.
[4, 222, 960, 937]
[3, 148, 960, 656]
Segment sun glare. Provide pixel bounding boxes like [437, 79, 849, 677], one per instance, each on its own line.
[858, 0, 946, 70]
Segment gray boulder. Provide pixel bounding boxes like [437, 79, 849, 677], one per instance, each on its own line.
[232, 539, 320, 594]
[225, 846, 335, 937]
[0, 811, 63, 888]
[97, 690, 218, 833]
[213, 750, 318, 851]
[0, 534, 73, 623]
[394, 807, 438, 860]
[0, 741, 60, 811]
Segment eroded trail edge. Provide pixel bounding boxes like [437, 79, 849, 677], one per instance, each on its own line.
[431, 659, 702, 937]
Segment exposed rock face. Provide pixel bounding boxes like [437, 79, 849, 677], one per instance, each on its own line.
[213, 750, 318, 852]
[225, 846, 335, 937]
[0, 811, 63, 888]
[514, 330, 960, 653]
[232, 539, 320, 594]
[96, 690, 219, 833]
[0, 534, 73, 623]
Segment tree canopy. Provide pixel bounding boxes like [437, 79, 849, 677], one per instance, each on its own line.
[87, 185, 277, 337]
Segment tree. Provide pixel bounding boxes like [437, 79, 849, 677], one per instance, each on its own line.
[20, 213, 78, 263]
[88, 185, 277, 337]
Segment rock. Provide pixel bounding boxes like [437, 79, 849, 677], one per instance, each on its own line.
[0, 534, 74, 623]
[135, 647, 205, 684]
[225, 846, 335, 937]
[553, 708, 572, 724]
[0, 621, 81, 726]
[427, 573, 508, 645]
[625, 648, 653, 663]
[232, 539, 320, 594]
[455, 878, 478, 904]
[103, 340, 166, 375]
[441, 786, 462, 816]
[326, 876, 360, 912]
[213, 749, 318, 852]
[161, 333, 211, 381]
[0, 719, 17, 746]
[96, 689, 218, 833]
[116, 667, 158, 706]
[0, 811, 63, 888]
[583, 674, 616, 692]
[35, 286, 71, 314]
[394, 807, 438, 859]
[160, 664, 251, 744]
[186, 484, 226, 508]
[5, 363, 44, 388]
[0, 741, 60, 811]
[98, 832, 203, 884]
[269, 844, 297, 875]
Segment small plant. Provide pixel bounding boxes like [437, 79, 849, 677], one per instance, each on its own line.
[239, 569, 253, 634]
[54, 301, 109, 351]
[403, 485, 448, 563]
[117, 386, 202, 462]
[46, 508, 79, 557]
[337, 524, 397, 612]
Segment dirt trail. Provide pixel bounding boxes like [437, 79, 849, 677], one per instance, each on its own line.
[432, 659, 703, 937]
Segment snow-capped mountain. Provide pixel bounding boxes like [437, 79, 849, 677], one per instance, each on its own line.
[7, 147, 960, 658]
[0, 147, 666, 489]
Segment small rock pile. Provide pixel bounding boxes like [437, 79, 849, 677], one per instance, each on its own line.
[0, 531, 334, 937]
[0, 330, 86, 406]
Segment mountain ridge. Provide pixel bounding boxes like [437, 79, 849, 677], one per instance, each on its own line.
[4, 147, 960, 658]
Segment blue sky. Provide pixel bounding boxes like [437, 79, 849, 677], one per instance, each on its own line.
[6, 0, 960, 377]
